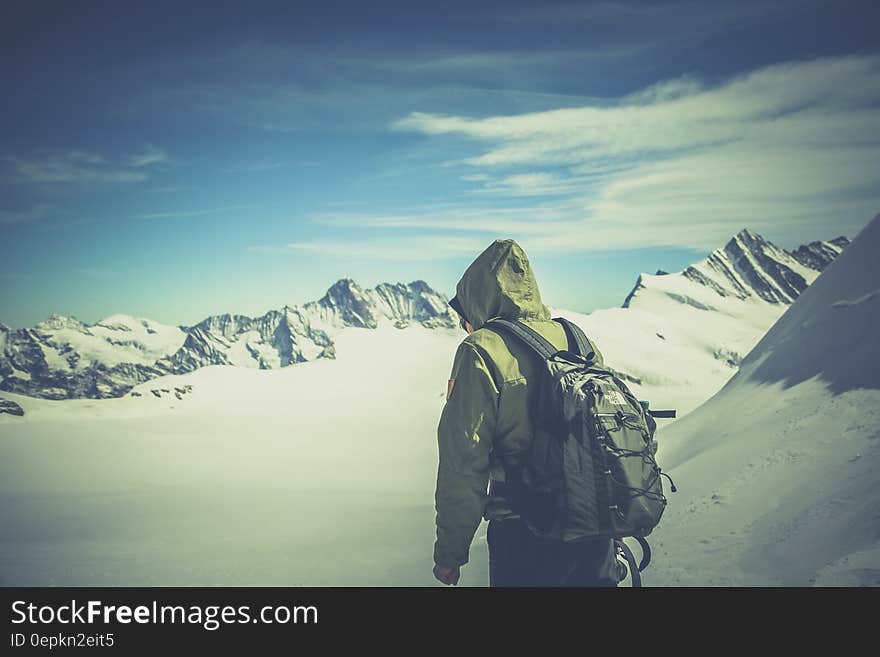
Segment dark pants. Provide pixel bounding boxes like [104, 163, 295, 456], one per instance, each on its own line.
[487, 518, 620, 587]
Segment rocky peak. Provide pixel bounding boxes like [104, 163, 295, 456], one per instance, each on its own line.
[627, 228, 849, 309]
[315, 278, 377, 328]
[193, 313, 254, 339]
[788, 236, 850, 272]
[407, 279, 433, 294]
[34, 314, 92, 333]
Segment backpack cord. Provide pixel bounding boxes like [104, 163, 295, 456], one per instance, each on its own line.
[658, 470, 677, 493]
[597, 425, 672, 503]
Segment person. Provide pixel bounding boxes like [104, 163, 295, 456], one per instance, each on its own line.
[432, 239, 620, 587]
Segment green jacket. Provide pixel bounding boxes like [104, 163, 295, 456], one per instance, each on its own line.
[433, 239, 603, 568]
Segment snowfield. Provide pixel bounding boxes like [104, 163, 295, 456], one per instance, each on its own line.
[0, 298, 778, 586]
[0, 324, 467, 586]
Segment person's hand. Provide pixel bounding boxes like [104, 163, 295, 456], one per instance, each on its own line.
[433, 563, 461, 586]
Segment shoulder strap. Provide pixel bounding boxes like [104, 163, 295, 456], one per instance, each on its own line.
[485, 318, 557, 361]
[486, 317, 597, 362]
[553, 316, 593, 360]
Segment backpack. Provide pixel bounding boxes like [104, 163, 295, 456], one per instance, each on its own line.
[486, 316, 675, 585]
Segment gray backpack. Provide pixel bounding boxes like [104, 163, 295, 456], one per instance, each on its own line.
[487, 317, 675, 584]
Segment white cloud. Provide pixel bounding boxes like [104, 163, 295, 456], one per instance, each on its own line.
[134, 205, 257, 220]
[4, 148, 168, 184]
[128, 145, 167, 168]
[223, 160, 284, 174]
[395, 56, 880, 166]
[473, 171, 594, 197]
[306, 206, 580, 235]
[383, 54, 880, 251]
[248, 235, 488, 260]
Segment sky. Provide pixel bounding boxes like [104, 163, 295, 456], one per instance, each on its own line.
[1, 0, 879, 329]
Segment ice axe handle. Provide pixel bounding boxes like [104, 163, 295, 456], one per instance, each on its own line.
[648, 409, 676, 419]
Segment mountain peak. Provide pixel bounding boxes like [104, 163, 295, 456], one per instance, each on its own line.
[735, 227, 758, 239]
[730, 227, 770, 251]
[788, 236, 850, 271]
[315, 278, 376, 328]
[327, 277, 360, 292]
[626, 228, 849, 309]
[35, 313, 90, 332]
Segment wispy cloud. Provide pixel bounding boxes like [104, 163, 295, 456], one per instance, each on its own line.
[263, 55, 880, 260]
[128, 145, 167, 168]
[222, 160, 285, 174]
[306, 205, 580, 234]
[134, 205, 258, 220]
[248, 235, 486, 260]
[129, 40, 646, 136]
[394, 57, 880, 166]
[0, 204, 50, 225]
[493, 0, 808, 28]
[471, 171, 601, 197]
[3, 148, 167, 184]
[381, 55, 880, 251]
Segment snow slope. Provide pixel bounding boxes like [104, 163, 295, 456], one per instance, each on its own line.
[647, 214, 880, 586]
[551, 229, 848, 415]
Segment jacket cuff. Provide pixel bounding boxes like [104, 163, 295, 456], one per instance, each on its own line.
[433, 544, 468, 569]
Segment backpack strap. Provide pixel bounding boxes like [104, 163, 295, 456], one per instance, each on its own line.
[485, 318, 557, 361]
[487, 316, 597, 363]
[615, 539, 643, 587]
[634, 536, 652, 571]
[553, 316, 594, 360]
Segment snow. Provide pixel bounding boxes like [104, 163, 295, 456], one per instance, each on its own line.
[831, 289, 879, 308]
[0, 325, 467, 585]
[38, 314, 186, 369]
[223, 330, 269, 368]
[0, 273, 811, 585]
[39, 344, 74, 372]
[0, 292, 786, 585]
[552, 266, 786, 415]
[10, 367, 31, 381]
[646, 214, 880, 586]
[0, 223, 870, 586]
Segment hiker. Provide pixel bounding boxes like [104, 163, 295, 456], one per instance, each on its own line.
[432, 239, 621, 587]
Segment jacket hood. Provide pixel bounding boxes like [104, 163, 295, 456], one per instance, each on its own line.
[449, 239, 550, 330]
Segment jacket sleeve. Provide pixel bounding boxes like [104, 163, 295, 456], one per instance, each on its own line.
[433, 340, 499, 568]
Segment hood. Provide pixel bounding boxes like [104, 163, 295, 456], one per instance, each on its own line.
[449, 239, 550, 330]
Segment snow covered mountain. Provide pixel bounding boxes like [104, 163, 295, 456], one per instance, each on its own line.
[625, 229, 848, 307]
[554, 229, 848, 415]
[0, 279, 455, 400]
[0, 230, 847, 405]
[647, 214, 880, 586]
[302, 278, 453, 330]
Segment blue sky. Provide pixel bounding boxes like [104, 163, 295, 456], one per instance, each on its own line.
[2, 0, 878, 328]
